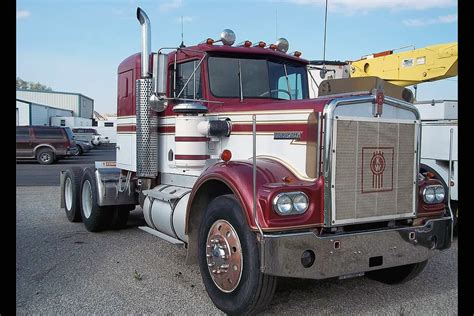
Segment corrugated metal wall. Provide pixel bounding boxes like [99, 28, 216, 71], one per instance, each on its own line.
[30, 104, 73, 126]
[16, 90, 94, 119]
[80, 96, 94, 119]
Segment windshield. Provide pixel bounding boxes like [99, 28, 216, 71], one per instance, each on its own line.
[208, 56, 308, 100]
[64, 127, 75, 140]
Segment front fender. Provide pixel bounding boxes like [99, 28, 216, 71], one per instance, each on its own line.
[187, 157, 324, 232]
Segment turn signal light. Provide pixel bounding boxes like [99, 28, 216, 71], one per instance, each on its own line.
[221, 149, 232, 162]
[206, 38, 214, 45]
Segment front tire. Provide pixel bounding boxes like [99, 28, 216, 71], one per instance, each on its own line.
[62, 167, 84, 222]
[198, 195, 277, 315]
[36, 148, 55, 164]
[80, 167, 110, 232]
[75, 145, 83, 156]
[366, 260, 428, 284]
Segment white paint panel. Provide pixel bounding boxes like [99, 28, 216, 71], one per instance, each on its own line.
[50, 116, 91, 127]
[415, 100, 457, 120]
[117, 134, 136, 172]
[420, 123, 457, 161]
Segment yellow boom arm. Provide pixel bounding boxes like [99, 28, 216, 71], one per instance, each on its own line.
[349, 42, 458, 87]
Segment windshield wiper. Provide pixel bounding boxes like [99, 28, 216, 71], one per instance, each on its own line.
[283, 64, 292, 100]
[238, 60, 243, 102]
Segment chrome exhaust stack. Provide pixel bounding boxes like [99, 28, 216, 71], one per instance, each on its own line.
[136, 7, 158, 179]
[137, 7, 151, 78]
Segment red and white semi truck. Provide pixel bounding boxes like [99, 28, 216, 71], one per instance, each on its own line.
[60, 8, 453, 315]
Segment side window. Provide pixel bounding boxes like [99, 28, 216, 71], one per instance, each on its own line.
[104, 122, 114, 127]
[60, 119, 66, 126]
[276, 74, 302, 99]
[34, 128, 64, 139]
[16, 128, 30, 140]
[171, 60, 202, 103]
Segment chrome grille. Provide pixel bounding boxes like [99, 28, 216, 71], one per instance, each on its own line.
[136, 79, 158, 178]
[333, 118, 416, 224]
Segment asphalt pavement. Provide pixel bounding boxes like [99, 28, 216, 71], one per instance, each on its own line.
[16, 185, 458, 314]
[16, 145, 116, 186]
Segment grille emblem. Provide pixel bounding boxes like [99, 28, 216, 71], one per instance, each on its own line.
[362, 147, 394, 193]
[370, 151, 386, 189]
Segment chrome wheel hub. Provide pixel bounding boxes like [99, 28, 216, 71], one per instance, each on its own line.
[81, 180, 93, 219]
[65, 177, 73, 211]
[206, 219, 243, 293]
[40, 153, 50, 162]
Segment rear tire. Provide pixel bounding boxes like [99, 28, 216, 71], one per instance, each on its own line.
[62, 167, 84, 222]
[366, 260, 428, 284]
[36, 148, 55, 164]
[80, 167, 110, 232]
[198, 194, 277, 315]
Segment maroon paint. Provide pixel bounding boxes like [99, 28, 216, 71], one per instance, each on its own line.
[175, 137, 210, 142]
[175, 154, 210, 160]
[417, 178, 446, 216]
[187, 158, 324, 232]
[117, 125, 136, 132]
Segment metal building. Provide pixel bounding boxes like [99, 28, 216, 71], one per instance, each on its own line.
[16, 89, 94, 119]
[16, 99, 73, 126]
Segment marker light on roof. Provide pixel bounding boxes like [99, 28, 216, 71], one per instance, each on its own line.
[206, 38, 214, 45]
[293, 51, 302, 57]
[269, 44, 277, 50]
[258, 41, 266, 48]
[244, 40, 252, 47]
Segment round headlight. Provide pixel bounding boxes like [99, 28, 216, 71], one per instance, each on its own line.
[293, 193, 309, 213]
[423, 187, 436, 203]
[435, 186, 445, 202]
[275, 194, 292, 214]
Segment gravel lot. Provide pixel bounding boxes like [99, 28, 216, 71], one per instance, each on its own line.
[16, 186, 458, 315]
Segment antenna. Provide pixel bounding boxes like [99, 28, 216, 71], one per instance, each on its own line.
[275, 9, 278, 40]
[180, 15, 185, 48]
[321, 0, 329, 79]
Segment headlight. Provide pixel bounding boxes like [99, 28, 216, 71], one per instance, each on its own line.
[435, 186, 445, 202]
[274, 194, 293, 215]
[273, 192, 309, 216]
[293, 193, 309, 213]
[423, 185, 444, 204]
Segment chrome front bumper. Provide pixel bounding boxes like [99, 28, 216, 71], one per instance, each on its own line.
[261, 217, 451, 279]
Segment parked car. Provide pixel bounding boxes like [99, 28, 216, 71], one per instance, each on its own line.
[75, 140, 93, 155]
[97, 135, 110, 145]
[71, 128, 101, 146]
[64, 127, 92, 156]
[16, 126, 78, 164]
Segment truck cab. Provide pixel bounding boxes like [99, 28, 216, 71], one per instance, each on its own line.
[60, 7, 453, 315]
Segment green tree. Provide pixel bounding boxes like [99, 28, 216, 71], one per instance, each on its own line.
[16, 77, 52, 91]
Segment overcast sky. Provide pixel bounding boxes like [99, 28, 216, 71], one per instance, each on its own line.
[17, 0, 458, 114]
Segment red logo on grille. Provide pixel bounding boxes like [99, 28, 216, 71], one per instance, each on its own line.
[370, 151, 386, 189]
